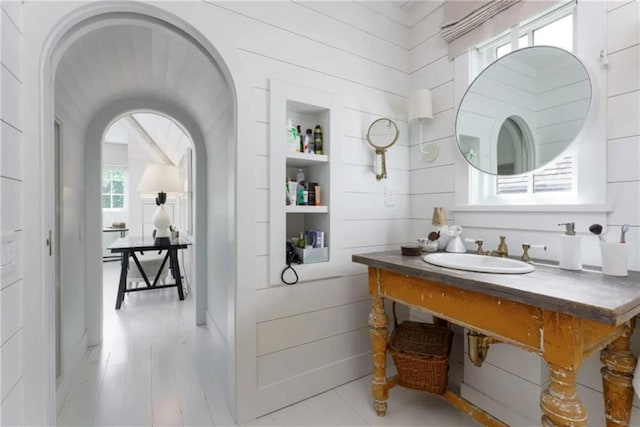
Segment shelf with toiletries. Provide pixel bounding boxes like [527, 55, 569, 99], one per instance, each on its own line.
[269, 81, 340, 285]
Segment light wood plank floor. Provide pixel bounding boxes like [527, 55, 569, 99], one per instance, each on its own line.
[57, 262, 478, 426]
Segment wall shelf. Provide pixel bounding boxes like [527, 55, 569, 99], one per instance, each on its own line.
[285, 152, 328, 167]
[269, 81, 340, 285]
[285, 205, 329, 214]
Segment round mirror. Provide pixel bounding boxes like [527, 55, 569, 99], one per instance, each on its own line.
[367, 118, 399, 150]
[367, 118, 399, 180]
[456, 46, 592, 175]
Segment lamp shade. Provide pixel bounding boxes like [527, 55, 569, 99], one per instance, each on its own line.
[136, 164, 184, 197]
[408, 89, 434, 121]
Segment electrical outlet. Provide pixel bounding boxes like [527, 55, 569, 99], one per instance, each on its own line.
[384, 186, 395, 207]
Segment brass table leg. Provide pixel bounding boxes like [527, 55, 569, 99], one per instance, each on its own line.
[541, 363, 587, 427]
[601, 322, 636, 427]
[369, 294, 388, 416]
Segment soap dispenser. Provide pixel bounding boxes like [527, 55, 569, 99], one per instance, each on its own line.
[558, 222, 582, 271]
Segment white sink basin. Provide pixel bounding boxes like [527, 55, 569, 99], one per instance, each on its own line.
[423, 253, 534, 274]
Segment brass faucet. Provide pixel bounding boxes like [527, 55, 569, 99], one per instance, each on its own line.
[494, 236, 508, 258]
[521, 243, 547, 263]
[471, 239, 490, 255]
[471, 236, 508, 257]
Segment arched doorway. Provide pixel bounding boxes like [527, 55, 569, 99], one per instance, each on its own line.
[32, 4, 250, 424]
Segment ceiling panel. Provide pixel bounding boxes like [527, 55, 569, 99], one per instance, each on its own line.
[131, 112, 191, 165]
[55, 22, 227, 143]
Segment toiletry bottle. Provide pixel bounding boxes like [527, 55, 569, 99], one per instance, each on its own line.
[296, 169, 305, 184]
[297, 125, 303, 152]
[558, 222, 582, 270]
[306, 129, 314, 154]
[302, 131, 310, 153]
[287, 119, 298, 152]
[314, 185, 321, 206]
[297, 183, 306, 205]
[286, 179, 291, 205]
[314, 125, 323, 155]
[307, 182, 317, 206]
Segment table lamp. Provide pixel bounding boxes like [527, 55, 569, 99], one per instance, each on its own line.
[136, 164, 184, 242]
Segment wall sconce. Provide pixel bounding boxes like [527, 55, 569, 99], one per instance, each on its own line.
[409, 89, 436, 162]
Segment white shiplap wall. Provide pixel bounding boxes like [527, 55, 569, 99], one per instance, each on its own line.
[0, 2, 24, 425]
[228, 0, 413, 415]
[606, 0, 640, 273]
[409, 0, 640, 425]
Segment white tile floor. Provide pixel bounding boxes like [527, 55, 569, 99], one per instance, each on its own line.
[57, 262, 478, 426]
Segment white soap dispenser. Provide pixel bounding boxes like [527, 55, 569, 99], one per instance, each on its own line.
[558, 222, 582, 271]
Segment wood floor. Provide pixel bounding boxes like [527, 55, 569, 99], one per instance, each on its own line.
[57, 262, 478, 426]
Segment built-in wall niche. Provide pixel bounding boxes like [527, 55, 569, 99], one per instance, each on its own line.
[285, 102, 330, 265]
[269, 81, 341, 285]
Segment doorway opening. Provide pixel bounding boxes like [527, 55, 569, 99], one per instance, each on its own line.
[101, 111, 195, 310]
[46, 8, 241, 423]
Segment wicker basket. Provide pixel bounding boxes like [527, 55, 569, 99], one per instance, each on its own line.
[388, 304, 452, 394]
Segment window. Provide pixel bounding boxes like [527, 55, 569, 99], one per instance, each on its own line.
[102, 169, 126, 209]
[472, 1, 577, 200]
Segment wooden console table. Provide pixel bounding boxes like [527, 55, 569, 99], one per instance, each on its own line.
[108, 236, 191, 309]
[352, 251, 640, 427]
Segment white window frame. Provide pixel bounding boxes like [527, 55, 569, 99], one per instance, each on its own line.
[454, 0, 609, 213]
[102, 166, 128, 211]
[474, 2, 577, 203]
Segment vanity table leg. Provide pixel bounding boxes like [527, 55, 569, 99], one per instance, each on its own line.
[369, 294, 388, 416]
[541, 363, 587, 426]
[600, 322, 636, 427]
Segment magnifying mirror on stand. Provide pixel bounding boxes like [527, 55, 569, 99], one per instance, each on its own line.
[367, 118, 399, 180]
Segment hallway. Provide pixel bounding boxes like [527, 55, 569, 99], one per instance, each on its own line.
[57, 264, 477, 426]
[57, 262, 233, 426]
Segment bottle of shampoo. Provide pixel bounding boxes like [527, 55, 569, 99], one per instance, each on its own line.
[558, 222, 582, 270]
[314, 125, 323, 155]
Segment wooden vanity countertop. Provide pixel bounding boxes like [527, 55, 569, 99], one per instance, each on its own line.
[352, 250, 640, 326]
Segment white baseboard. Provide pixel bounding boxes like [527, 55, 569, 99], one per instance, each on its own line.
[205, 309, 227, 346]
[56, 329, 88, 415]
[255, 352, 372, 417]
